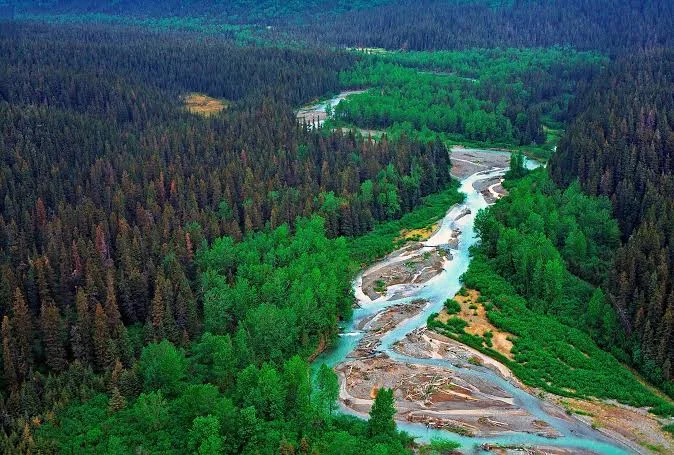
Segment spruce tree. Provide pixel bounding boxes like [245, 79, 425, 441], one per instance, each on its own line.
[40, 302, 66, 372]
[367, 388, 397, 437]
[12, 288, 33, 375]
[2, 316, 18, 389]
[93, 303, 111, 371]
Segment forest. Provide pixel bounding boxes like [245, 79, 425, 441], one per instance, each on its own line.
[550, 49, 674, 392]
[28, 219, 412, 453]
[1, 0, 674, 453]
[7, 0, 395, 23]
[332, 48, 603, 154]
[0, 23, 456, 451]
[9, 0, 674, 53]
[291, 0, 674, 53]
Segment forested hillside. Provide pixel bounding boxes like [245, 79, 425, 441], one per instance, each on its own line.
[2, 1, 674, 453]
[0, 23, 455, 450]
[550, 50, 674, 392]
[7, 0, 394, 23]
[11, 0, 674, 53]
[291, 0, 674, 52]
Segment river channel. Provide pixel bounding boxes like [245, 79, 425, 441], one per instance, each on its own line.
[313, 152, 630, 455]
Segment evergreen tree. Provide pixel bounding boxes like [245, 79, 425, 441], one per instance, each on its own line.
[2, 316, 18, 389]
[108, 387, 127, 413]
[11, 288, 33, 376]
[39, 302, 66, 372]
[93, 303, 112, 371]
[367, 388, 397, 437]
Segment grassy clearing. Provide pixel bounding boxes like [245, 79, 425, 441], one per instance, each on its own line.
[184, 93, 228, 117]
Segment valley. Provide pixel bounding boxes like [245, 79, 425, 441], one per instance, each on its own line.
[1, 3, 673, 454]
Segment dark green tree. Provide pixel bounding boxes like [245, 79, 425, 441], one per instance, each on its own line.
[367, 388, 397, 437]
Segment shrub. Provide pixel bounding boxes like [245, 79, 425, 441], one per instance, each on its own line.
[444, 299, 461, 315]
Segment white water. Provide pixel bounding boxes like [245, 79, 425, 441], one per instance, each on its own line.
[315, 159, 632, 454]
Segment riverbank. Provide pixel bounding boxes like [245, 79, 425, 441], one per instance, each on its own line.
[296, 90, 367, 126]
[431, 288, 674, 455]
[316, 154, 636, 454]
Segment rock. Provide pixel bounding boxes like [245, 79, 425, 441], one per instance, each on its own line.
[456, 208, 472, 220]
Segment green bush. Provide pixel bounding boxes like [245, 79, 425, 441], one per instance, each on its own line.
[444, 299, 461, 315]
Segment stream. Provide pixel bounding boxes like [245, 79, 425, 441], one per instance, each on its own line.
[315, 160, 632, 454]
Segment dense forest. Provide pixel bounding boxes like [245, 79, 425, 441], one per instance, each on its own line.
[333, 48, 603, 151]
[5, 0, 395, 23]
[0, 23, 456, 450]
[292, 0, 674, 53]
[9, 0, 674, 53]
[2, 0, 674, 452]
[28, 220, 412, 453]
[550, 49, 674, 391]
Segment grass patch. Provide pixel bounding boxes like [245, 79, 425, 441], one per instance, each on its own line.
[184, 93, 228, 117]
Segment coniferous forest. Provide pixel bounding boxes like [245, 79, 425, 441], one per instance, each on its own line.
[550, 50, 674, 391]
[1, 1, 674, 453]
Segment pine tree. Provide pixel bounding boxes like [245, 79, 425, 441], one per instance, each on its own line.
[12, 288, 33, 376]
[119, 367, 142, 399]
[149, 275, 165, 341]
[19, 422, 35, 454]
[110, 359, 124, 390]
[73, 288, 92, 362]
[104, 271, 123, 337]
[40, 302, 66, 372]
[108, 387, 127, 413]
[2, 316, 18, 389]
[367, 388, 397, 437]
[93, 303, 111, 371]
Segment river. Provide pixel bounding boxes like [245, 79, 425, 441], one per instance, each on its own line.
[315, 159, 632, 454]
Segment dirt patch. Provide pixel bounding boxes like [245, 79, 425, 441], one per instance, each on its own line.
[184, 93, 227, 117]
[438, 289, 514, 360]
[551, 397, 674, 454]
[473, 175, 508, 204]
[480, 444, 597, 455]
[352, 300, 427, 358]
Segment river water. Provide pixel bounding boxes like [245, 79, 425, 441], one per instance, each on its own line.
[315, 160, 631, 454]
